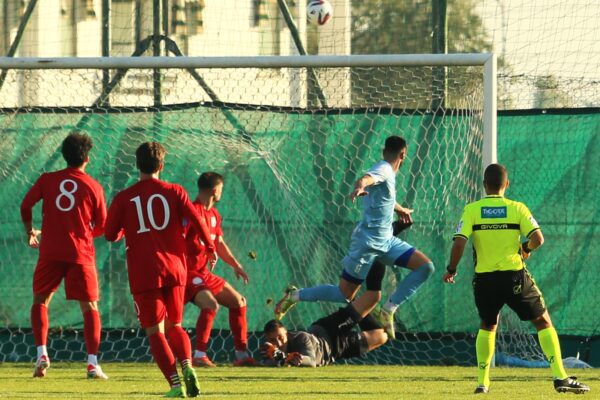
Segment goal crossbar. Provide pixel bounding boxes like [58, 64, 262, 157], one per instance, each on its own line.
[0, 53, 497, 167]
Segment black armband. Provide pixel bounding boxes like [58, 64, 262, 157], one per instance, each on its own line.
[521, 241, 532, 254]
[446, 265, 457, 275]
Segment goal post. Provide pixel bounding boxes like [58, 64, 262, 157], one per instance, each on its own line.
[0, 53, 498, 168]
[0, 54, 519, 366]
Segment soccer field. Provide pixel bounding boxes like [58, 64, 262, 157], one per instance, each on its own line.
[0, 363, 596, 399]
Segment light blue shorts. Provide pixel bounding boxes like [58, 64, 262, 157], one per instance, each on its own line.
[341, 235, 415, 283]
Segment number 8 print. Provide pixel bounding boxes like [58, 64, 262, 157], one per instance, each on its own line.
[55, 179, 78, 211]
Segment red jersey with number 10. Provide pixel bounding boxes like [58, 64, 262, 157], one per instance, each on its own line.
[20, 167, 107, 265]
[104, 178, 216, 294]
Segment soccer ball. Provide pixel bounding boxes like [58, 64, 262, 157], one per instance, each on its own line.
[307, 0, 333, 26]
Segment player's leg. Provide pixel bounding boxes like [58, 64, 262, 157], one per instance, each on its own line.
[350, 259, 385, 319]
[509, 269, 590, 394]
[78, 301, 108, 379]
[164, 285, 200, 397]
[376, 240, 434, 339]
[31, 260, 65, 377]
[67, 262, 107, 379]
[275, 242, 378, 319]
[274, 279, 353, 321]
[361, 329, 388, 351]
[472, 271, 507, 394]
[191, 289, 219, 367]
[32, 292, 53, 377]
[215, 282, 255, 365]
[305, 265, 385, 352]
[135, 290, 185, 397]
[334, 327, 388, 361]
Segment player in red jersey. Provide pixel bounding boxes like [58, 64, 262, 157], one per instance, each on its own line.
[20, 133, 108, 379]
[184, 172, 254, 367]
[104, 142, 216, 398]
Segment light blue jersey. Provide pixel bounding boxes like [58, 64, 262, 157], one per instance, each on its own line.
[340, 160, 415, 283]
[358, 160, 396, 248]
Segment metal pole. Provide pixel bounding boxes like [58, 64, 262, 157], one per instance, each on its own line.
[483, 54, 498, 168]
[0, 54, 494, 69]
[71, 0, 78, 56]
[162, 0, 169, 41]
[276, 0, 328, 108]
[135, 0, 142, 47]
[431, 0, 447, 109]
[2, 0, 8, 52]
[0, 0, 38, 91]
[153, 0, 161, 106]
[101, 0, 110, 105]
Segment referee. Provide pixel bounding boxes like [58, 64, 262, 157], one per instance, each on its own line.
[443, 163, 589, 395]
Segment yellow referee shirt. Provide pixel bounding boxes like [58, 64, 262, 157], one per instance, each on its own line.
[453, 195, 540, 273]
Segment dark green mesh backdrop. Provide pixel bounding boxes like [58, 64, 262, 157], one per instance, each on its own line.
[1, 107, 597, 364]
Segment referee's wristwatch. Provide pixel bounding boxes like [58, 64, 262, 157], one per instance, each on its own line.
[521, 241, 532, 254]
[446, 265, 458, 275]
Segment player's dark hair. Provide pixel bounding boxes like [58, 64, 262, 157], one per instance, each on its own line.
[484, 163, 508, 191]
[197, 171, 224, 191]
[263, 319, 285, 335]
[383, 135, 407, 157]
[136, 142, 166, 174]
[61, 133, 93, 167]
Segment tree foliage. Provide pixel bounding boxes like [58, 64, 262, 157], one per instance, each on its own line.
[350, 0, 495, 108]
[351, 0, 492, 54]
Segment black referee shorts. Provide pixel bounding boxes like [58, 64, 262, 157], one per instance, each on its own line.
[472, 268, 547, 326]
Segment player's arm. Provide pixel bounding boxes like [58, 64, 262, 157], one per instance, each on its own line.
[286, 352, 317, 367]
[519, 204, 543, 259]
[104, 196, 124, 242]
[444, 206, 472, 284]
[394, 202, 413, 224]
[91, 187, 107, 238]
[20, 177, 43, 248]
[350, 174, 376, 202]
[286, 334, 317, 367]
[180, 191, 216, 257]
[216, 236, 249, 284]
[443, 237, 467, 284]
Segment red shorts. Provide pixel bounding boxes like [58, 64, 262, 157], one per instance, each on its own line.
[185, 269, 226, 303]
[33, 260, 99, 301]
[133, 286, 185, 328]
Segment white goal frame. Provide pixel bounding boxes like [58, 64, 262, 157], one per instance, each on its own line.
[0, 53, 497, 168]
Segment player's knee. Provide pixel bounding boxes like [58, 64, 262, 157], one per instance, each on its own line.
[420, 262, 435, 278]
[236, 295, 246, 308]
[201, 298, 219, 311]
[79, 301, 98, 312]
[377, 331, 389, 346]
[339, 279, 360, 301]
[210, 302, 220, 312]
[366, 290, 382, 303]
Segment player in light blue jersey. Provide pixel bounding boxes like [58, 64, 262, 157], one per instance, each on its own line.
[275, 136, 435, 339]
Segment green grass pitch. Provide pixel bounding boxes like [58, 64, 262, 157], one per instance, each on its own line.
[0, 363, 596, 399]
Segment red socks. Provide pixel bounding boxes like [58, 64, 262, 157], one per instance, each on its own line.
[166, 325, 192, 363]
[229, 306, 248, 351]
[195, 309, 216, 352]
[148, 332, 178, 386]
[83, 309, 101, 355]
[31, 304, 48, 346]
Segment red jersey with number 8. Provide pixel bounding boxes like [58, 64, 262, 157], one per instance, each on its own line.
[105, 178, 215, 294]
[20, 167, 107, 265]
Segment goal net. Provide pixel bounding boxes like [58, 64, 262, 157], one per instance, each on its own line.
[0, 55, 542, 366]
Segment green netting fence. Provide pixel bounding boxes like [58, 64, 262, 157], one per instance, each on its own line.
[0, 107, 598, 364]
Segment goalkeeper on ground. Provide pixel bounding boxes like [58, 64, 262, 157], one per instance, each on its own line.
[261, 306, 387, 367]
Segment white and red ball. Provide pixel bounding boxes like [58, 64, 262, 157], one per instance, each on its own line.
[307, 0, 333, 26]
